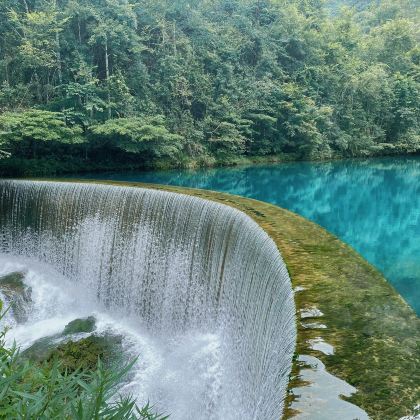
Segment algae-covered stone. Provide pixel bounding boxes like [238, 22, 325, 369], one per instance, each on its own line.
[22, 336, 57, 362]
[0, 272, 32, 323]
[46, 334, 123, 372]
[0, 272, 26, 291]
[22, 313, 121, 373]
[63, 316, 96, 335]
[23, 329, 124, 373]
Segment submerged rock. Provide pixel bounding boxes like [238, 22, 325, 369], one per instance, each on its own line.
[0, 272, 32, 323]
[63, 316, 96, 335]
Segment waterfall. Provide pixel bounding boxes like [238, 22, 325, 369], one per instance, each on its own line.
[0, 180, 296, 420]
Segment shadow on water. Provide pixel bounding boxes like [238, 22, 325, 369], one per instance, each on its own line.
[75, 156, 420, 315]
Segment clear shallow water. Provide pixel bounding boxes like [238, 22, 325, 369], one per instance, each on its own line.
[76, 156, 420, 315]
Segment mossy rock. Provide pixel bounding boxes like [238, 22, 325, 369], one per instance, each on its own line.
[46, 334, 123, 373]
[0, 272, 32, 323]
[0, 272, 26, 292]
[21, 336, 57, 362]
[22, 315, 121, 373]
[63, 316, 96, 335]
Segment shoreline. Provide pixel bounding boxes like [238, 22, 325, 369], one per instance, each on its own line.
[2, 151, 420, 178]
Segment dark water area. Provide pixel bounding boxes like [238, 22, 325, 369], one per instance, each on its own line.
[72, 156, 420, 315]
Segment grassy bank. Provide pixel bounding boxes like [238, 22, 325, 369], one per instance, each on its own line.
[49, 179, 419, 420]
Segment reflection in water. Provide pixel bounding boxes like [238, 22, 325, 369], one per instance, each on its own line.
[76, 156, 420, 315]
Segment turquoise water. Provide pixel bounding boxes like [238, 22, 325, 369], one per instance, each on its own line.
[77, 156, 420, 315]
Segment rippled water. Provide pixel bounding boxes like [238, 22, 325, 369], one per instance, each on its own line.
[76, 156, 420, 315]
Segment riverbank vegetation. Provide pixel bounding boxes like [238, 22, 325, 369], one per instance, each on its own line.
[0, 0, 419, 175]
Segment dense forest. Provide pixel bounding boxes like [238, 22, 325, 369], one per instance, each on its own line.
[0, 0, 418, 175]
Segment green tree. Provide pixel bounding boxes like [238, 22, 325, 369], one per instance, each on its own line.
[0, 0, 418, 173]
[0, 110, 83, 158]
[90, 116, 184, 158]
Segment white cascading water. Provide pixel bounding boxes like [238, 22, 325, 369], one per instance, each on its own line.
[0, 180, 296, 420]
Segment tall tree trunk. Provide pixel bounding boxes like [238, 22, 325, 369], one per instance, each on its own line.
[5, 59, 9, 83]
[56, 31, 62, 85]
[173, 21, 176, 56]
[78, 16, 82, 44]
[255, 0, 261, 25]
[46, 73, 50, 103]
[52, 0, 62, 86]
[34, 72, 42, 103]
[105, 36, 111, 118]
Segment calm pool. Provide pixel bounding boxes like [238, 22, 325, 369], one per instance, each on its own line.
[75, 156, 420, 315]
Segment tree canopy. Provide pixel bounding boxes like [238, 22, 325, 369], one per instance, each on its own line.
[0, 110, 83, 158]
[0, 0, 418, 173]
[90, 116, 183, 157]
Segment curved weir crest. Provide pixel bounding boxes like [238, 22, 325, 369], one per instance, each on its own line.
[0, 180, 296, 420]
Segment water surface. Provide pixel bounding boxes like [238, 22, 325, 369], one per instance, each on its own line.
[76, 156, 420, 315]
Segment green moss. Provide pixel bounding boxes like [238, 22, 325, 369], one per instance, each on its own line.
[22, 316, 121, 373]
[23, 332, 123, 373]
[63, 316, 96, 335]
[46, 334, 123, 373]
